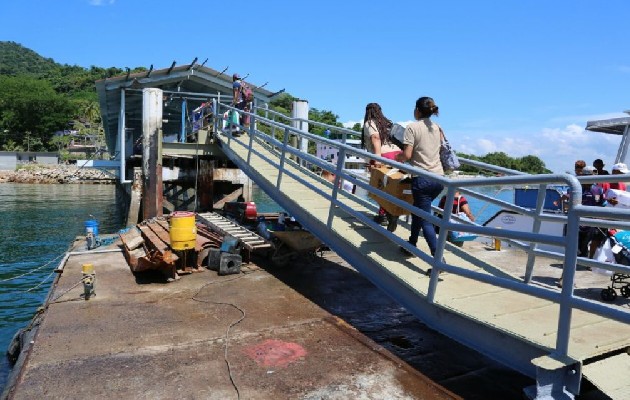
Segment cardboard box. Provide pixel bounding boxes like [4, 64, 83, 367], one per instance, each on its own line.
[369, 166, 413, 216]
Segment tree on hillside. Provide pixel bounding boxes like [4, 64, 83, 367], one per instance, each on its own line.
[309, 108, 342, 135]
[455, 151, 550, 175]
[269, 93, 296, 115]
[0, 41, 59, 77]
[482, 152, 513, 169]
[0, 75, 75, 151]
[518, 155, 549, 174]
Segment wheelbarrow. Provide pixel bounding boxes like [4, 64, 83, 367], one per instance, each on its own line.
[269, 230, 323, 266]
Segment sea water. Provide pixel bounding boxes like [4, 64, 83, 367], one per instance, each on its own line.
[0, 184, 125, 392]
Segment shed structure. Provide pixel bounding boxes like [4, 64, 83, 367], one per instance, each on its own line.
[95, 61, 279, 223]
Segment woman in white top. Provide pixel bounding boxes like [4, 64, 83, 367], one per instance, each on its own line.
[363, 103, 402, 231]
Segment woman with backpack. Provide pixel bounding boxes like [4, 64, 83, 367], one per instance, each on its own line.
[363, 102, 402, 231]
[232, 73, 252, 130]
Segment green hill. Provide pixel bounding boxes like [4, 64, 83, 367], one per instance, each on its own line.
[0, 41, 59, 77]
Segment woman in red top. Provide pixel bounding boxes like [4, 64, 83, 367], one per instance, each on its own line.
[610, 163, 628, 190]
[438, 191, 475, 222]
[363, 103, 402, 231]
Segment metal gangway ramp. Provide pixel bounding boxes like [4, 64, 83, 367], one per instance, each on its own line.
[212, 101, 630, 399]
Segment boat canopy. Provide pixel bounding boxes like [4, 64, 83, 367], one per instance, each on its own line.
[585, 114, 630, 135]
[585, 111, 630, 164]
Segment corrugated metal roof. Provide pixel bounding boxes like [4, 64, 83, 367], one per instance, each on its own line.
[95, 63, 277, 154]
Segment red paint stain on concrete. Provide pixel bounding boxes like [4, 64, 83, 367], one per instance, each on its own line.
[243, 339, 307, 368]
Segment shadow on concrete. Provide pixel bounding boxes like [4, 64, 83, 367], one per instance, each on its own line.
[251, 251, 534, 400]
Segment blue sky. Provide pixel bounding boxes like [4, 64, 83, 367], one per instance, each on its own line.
[2, 0, 630, 173]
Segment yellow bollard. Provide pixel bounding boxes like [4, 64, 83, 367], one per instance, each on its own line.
[82, 263, 94, 274]
[82, 263, 95, 300]
[493, 227, 502, 251]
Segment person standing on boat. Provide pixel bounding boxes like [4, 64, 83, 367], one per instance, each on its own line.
[435, 191, 476, 247]
[395, 97, 444, 257]
[578, 165, 607, 258]
[438, 191, 475, 223]
[362, 103, 402, 231]
[593, 159, 609, 175]
[610, 163, 628, 190]
[604, 163, 629, 208]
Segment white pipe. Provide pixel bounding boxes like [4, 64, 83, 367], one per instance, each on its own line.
[291, 100, 309, 153]
[119, 88, 131, 183]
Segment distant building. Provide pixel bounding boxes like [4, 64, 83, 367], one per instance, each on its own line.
[0, 151, 59, 170]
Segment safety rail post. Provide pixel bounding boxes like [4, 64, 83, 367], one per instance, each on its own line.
[224, 104, 232, 146]
[269, 107, 278, 142]
[299, 119, 309, 168]
[246, 107, 256, 165]
[276, 127, 291, 189]
[555, 209, 580, 356]
[326, 148, 346, 228]
[211, 99, 218, 139]
[427, 186, 458, 302]
[524, 183, 548, 283]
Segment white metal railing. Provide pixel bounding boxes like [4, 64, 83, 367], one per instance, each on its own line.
[213, 99, 630, 358]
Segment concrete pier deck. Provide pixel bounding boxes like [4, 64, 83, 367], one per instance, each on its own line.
[4, 235, 617, 399]
[4, 237, 461, 400]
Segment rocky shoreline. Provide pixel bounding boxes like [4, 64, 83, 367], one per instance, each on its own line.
[0, 165, 117, 184]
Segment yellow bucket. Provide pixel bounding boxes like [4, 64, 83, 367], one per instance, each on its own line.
[169, 211, 197, 250]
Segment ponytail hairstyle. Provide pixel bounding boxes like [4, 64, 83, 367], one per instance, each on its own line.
[415, 97, 439, 118]
[362, 102, 393, 149]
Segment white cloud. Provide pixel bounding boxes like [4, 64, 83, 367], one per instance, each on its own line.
[452, 123, 622, 173]
[89, 0, 115, 5]
[342, 120, 361, 129]
[616, 65, 630, 74]
[475, 138, 497, 154]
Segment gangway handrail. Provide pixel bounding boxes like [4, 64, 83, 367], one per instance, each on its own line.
[219, 101, 588, 249]
[218, 105, 571, 252]
[214, 99, 630, 360]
